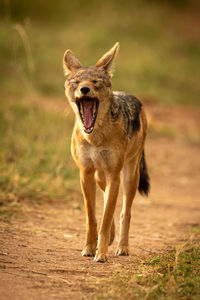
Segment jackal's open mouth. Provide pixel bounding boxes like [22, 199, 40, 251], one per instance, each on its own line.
[76, 97, 99, 134]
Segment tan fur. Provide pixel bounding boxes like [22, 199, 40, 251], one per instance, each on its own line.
[63, 43, 148, 262]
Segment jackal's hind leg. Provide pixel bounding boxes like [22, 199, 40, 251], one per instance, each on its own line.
[109, 219, 115, 245]
[95, 170, 106, 192]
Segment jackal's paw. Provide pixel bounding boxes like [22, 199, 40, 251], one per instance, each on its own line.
[81, 245, 96, 257]
[94, 252, 108, 263]
[115, 246, 129, 256]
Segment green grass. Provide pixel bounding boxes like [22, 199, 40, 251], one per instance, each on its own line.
[0, 97, 80, 207]
[91, 236, 200, 300]
[0, 198, 20, 222]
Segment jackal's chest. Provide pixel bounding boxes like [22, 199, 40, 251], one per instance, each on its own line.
[73, 144, 117, 172]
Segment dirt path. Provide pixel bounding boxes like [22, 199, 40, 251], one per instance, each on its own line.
[0, 104, 200, 299]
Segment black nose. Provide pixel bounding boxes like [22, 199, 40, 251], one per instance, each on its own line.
[80, 86, 90, 95]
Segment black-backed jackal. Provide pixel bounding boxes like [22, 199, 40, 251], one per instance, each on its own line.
[63, 43, 150, 262]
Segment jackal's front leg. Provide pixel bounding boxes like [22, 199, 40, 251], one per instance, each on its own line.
[80, 170, 97, 257]
[94, 174, 120, 262]
[116, 162, 140, 256]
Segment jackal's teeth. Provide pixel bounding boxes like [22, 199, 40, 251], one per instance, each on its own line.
[80, 102, 83, 116]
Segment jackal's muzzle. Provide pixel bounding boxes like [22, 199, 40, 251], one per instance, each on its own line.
[76, 96, 99, 134]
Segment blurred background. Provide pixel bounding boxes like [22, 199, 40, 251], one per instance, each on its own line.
[0, 0, 200, 215]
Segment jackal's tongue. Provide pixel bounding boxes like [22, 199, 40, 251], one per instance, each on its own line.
[82, 99, 94, 129]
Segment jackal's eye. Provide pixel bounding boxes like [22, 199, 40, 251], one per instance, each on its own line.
[92, 79, 103, 89]
[71, 80, 80, 85]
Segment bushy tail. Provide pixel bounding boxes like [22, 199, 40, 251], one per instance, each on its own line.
[138, 150, 150, 196]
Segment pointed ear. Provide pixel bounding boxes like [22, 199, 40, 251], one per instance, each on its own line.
[95, 42, 119, 76]
[63, 50, 82, 76]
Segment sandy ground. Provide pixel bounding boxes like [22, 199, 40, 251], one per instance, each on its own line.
[0, 102, 200, 299]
